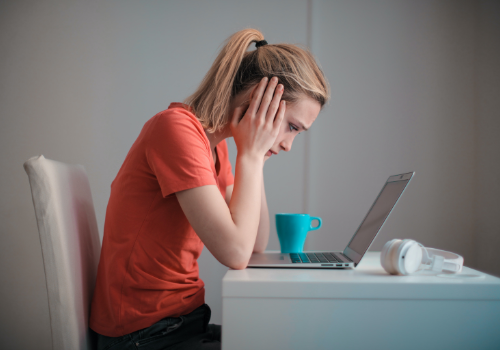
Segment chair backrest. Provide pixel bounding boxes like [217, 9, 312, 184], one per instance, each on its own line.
[24, 155, 101, 350]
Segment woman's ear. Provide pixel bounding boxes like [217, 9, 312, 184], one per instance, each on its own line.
[248, 84, 259, 101]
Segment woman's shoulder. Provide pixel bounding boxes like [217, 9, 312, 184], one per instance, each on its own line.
[145, 103, 207, 139]
[152, 103, 199, 125]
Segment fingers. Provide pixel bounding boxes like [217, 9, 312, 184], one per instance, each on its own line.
[265, 83, 284, 124]
[273, 101, 286, 131]
[246, 77, 269, 117]
[232, 75, 284, 134]
[257, 77, 279, 120]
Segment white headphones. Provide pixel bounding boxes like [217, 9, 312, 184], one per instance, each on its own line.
[380, 239, 464, 275]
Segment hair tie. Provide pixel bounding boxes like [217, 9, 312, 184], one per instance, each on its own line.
[255, 40, 268, 48]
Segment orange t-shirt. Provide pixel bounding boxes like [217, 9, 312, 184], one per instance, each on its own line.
[89, 103, 234, 337]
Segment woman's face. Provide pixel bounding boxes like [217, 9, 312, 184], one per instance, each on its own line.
[265, 95, 321, 158]
[229, 87, 322, 158]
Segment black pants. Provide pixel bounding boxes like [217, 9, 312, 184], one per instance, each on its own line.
[95, 304, 221, 350]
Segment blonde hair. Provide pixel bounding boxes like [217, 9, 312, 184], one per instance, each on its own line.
[184, 28, 330, 133]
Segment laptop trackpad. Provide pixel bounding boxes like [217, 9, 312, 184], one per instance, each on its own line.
[249, 252, 290, 265]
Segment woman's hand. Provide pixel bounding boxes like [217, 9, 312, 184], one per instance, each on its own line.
[230, 77, 286, 160]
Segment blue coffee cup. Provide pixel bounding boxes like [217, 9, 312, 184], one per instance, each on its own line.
[276, 213, 322, 253]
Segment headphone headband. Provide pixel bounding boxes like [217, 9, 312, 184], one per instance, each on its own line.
[423, 247, 464, 273]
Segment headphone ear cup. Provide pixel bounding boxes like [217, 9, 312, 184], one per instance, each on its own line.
[396, 239, 422, 275]
[391, 239, 408, 275]
[402, 242, 423, 274]
[380, 240, 391, 273]
[381, 239, 401, 275]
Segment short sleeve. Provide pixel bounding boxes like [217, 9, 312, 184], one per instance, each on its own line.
[145, 109, 217, 198]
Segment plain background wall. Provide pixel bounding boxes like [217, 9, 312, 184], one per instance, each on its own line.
[306, 0, 478, 260]
[0, 1, 498, 349]
[475, 0, 500, 278]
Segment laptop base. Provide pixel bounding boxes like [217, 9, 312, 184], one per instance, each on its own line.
[247, 251, 355, 269]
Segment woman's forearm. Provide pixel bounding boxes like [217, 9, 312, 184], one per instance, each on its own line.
[227, 153, 264, 264]
[254, 175, 270, 253]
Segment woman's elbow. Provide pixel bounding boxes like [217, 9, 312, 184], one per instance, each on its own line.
[229, 262, 248, 270]
[225, 257, 249, 270]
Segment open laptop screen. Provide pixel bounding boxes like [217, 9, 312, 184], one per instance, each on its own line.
[345, 174, 412, 260]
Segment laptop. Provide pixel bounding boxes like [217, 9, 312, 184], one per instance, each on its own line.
[248, 172, 414, 269]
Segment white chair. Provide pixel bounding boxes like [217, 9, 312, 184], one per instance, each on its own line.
[24, 155, 101, 350]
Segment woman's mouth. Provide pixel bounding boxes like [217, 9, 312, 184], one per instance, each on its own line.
[266, 150, 272, 157]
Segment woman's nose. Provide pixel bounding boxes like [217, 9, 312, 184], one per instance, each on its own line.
[280, 139, 292, 152]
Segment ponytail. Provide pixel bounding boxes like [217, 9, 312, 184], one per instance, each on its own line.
[184, 29, 264, 133]
[184, 29, 330, 133]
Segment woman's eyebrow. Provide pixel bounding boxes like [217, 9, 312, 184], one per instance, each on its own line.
[291, 119, 309, 131]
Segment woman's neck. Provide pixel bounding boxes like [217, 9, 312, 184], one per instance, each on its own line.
[204, 125, 232, 161]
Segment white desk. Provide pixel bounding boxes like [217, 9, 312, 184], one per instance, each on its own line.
[222, 252, 500, 350]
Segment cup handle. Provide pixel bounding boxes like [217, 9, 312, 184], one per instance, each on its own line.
[309, 217, 322, 231]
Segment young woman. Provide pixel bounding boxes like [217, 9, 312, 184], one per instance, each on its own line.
[90, 28, 329, 350]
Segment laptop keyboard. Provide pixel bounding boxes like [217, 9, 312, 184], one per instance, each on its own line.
[289, 252, 347, 264]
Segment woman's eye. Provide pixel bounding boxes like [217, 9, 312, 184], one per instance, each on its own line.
[289, 123, 299, 132]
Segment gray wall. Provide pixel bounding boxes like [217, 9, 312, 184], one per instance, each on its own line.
[475, 0, 500, 278]
[306, 0, 478, 261]
[1, 1, 498, 349]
